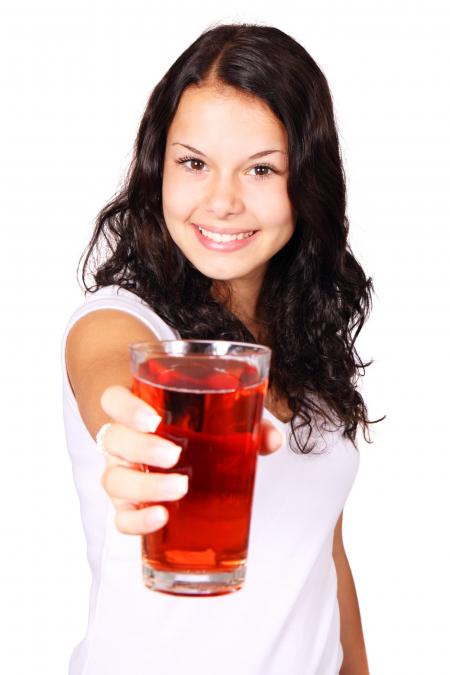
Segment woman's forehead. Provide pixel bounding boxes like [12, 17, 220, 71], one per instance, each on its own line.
[167, 86, 288, 152]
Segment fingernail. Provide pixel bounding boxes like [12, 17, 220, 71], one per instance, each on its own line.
[164, 444, 183, 465]
[154, 444, 182, 467]
[147, 506, 168, 526]
[135, 408, 162, 432]
[166, 474, 189, 497]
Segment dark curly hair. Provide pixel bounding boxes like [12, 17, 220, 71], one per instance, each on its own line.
[79, 21, 385, 454]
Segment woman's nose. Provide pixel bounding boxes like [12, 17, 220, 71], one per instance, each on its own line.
[204, 174, 243, 218]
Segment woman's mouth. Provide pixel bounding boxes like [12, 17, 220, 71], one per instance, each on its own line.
[191, 223, 259, 252]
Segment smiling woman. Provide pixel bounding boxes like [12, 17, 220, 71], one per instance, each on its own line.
[62, 20, 380, 675]
[79, 28, 382, 453]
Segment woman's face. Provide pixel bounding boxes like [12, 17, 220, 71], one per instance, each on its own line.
[162, 85, 296, 300]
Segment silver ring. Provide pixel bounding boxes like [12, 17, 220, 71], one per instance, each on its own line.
[96, 422, 113, 457]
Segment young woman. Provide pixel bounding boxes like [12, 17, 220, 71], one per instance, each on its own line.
[62, 22, 381, 675]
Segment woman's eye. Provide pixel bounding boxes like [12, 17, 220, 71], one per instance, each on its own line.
[176, 156, 205, 172]
[248, 165, 275, 180]
[176, 156, 277, 181]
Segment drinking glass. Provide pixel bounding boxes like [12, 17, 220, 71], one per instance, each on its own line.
[129, 339, 271, 597]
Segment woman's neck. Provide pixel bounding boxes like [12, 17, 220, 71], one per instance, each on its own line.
[211, 275, 268, 342]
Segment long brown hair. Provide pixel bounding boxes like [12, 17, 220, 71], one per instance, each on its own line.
[79, 21, 385, 453]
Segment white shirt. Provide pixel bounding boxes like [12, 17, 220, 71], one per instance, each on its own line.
[61, 284, 360, 675]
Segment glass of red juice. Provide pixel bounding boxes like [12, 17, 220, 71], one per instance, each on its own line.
[128, 339, 271, 597]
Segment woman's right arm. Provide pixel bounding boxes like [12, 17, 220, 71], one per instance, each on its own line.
[65, 308, 189, 534]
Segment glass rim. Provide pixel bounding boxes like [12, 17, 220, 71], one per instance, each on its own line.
[129, 338, 271, 356]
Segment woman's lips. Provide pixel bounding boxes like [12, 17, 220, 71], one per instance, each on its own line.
[192, 223, 260, 252]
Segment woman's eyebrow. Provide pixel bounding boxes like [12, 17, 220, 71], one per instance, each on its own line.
[171, 142, 286, 160]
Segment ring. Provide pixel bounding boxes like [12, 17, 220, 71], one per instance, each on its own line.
[96, 422, 113, 457]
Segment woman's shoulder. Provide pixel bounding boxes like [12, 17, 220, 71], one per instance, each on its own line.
[63, 284, 181, 346]
[83, 283, 144, 304]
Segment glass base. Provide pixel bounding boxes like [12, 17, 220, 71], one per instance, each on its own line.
[142, 562, 246, 597]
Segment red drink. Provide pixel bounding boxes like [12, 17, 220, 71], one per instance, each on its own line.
[131, 353, 268, 596]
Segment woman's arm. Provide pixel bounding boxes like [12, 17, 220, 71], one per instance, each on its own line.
[333, 511, 370, 675]
[65, 308, 284, 451]
[65, 308, 285, 535]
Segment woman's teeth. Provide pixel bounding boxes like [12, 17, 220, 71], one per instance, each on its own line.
[197, 226, 256, 242]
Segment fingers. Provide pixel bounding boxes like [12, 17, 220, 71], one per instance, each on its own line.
[259, 420, 286, 455]
[98, 384, 190, 536]
[100, 384, 162, 433]
[100, 422, 182, 468]
[115, 503, 169, 535]
[102, 465, 189, 503]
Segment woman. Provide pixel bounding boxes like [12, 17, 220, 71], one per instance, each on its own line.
[62, 22, 380, 675]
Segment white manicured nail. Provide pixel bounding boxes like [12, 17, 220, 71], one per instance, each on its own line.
[166, 475, 189, 497]
[147, 506, 168, 526]
[162, 445, 183, 465]
[135, 409, 162, 432]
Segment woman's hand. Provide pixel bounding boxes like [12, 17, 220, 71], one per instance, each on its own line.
[99, 385, 285, 536]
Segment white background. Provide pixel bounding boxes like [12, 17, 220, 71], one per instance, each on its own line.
[1, 1, 449, 673]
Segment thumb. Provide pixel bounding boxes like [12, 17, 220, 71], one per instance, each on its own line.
[259, 420, 287, 455]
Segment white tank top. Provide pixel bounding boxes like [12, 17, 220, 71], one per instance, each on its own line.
[60, 284, 360, 675]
